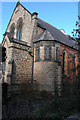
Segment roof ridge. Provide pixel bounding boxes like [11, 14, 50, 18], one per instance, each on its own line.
[34, 29, 54, 43]
[38, 18, 70, 40]
[19, 2, 31, 15]
[37, 18, 77, 48]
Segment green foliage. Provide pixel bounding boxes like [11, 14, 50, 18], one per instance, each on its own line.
[5, 79, 79, 120]
[32, 96, 78, 119]
[47, 113, 60, 120]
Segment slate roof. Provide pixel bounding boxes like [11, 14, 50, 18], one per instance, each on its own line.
[34, 18, 77, 49]
[35, 30, 54, 42]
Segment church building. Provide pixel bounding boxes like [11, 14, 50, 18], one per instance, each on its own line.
[2, 2, 79, 93]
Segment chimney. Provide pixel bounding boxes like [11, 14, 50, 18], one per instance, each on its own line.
[30, 12, 38, 44]
[60, 29, 67, 36]
[31, 12, 38, 20]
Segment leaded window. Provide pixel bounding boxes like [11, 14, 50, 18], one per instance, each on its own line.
[10, 23, 15, 38]
[74, 55, 77, 75]
[17, 17, 23, 40]
[45, 46, 51, 61]
[74, 56, 76, 68]
[63, 52, 66, 75]
[37, 48, 40, 61]
[56, 47, 60, 61]
[36, 47, 40, 61]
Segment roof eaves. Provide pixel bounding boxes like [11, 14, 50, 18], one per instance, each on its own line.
[33, 39, 55, 43]
[37, 23, 46, 30]
[10, 38, 31, 47]
[54, 39, 78, 51]
[34, 38, 78, 51]
[34, 30, 45, 42]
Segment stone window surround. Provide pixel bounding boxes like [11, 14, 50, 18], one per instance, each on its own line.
[62, 50, 68, 76]
[35, 45, 53, 62]
[10, 17, 23, 41]
[35, 44, 62, 62]
[44, 46, 52, 61]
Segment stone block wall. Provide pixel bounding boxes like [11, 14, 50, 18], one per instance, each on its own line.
[2, 3, 38, 85]
[6, 3, 38, 46]
[36, 26, 44, 37]
[10, 42, 32, 84]
[2, 36, 13, 83]
[2, 37, 33, 85]
[6, 4, 32, 45]
[34, 41, 60, 62]
[33, 41, 62, 92]
[34, 62, 61, 92]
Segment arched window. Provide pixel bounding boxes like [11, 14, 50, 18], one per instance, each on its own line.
[36, 47, 40, 61]
[45, 46, 51, 61]
[17, 17, 23, 40]
[74, 56, 76, 68]
[10, 23, 15, 38]
[74, 55, 78, 76]
[63, 52, 66, 75]
[46, 47, 49, 60]
[63, 51, 68, 75]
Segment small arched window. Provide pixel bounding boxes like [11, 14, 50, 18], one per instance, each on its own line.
[63, 51, 68, 75]
[37, 47, 40, 61]
[45, 46, 51, 61]
[74, 55, 78, 76]
[10, 23, 15, 38]
[74, 56, 76, 68]
[17, 17, 23, 40]
[46, 47, 50, 60]
[63, 52, 66, 75]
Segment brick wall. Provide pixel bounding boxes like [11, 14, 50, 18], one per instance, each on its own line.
[60, 44, 79, 82]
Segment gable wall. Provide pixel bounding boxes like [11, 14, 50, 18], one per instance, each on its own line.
[36, 26, 44, 37]
[6, 4, 32, 45]
[2, 3, 38, 86]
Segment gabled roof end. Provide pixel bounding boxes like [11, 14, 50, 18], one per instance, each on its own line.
[16, 1, 20, 7]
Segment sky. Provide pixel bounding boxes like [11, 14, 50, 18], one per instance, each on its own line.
[0, 2, 78, 43]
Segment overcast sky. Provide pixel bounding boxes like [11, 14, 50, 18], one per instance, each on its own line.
[0, 2, 78, 43]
